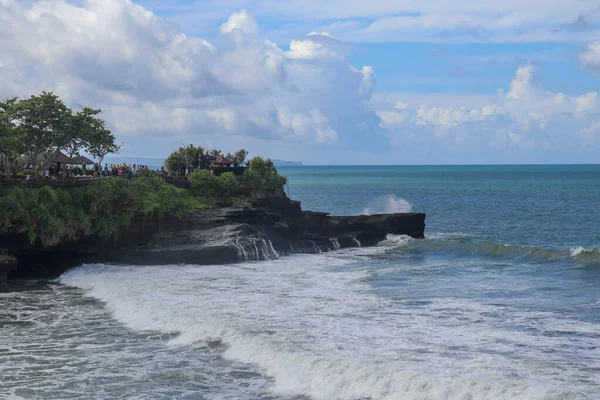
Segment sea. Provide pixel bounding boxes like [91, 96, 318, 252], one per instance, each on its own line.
[1, 165, 599, 400]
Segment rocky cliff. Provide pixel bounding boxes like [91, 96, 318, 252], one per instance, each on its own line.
[0, 197, 425, 289]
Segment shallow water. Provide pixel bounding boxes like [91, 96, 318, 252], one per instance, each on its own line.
[1, 165, 599, 399]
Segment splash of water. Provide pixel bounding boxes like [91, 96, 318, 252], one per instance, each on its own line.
[363, 195, 413, 215]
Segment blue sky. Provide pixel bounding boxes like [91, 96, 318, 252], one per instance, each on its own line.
[1, 0, 600, 164]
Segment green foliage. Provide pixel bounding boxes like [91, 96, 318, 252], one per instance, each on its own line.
[229, 198, 252, 207]
[218, 172, 240, 196]
[232, 149, 249, 166]
[0, 91, 119, 178]
[243, 157, 287, 192]
[165, 145, 205, 172]
[188, 170, 241, 199]
[0, 98, 23, 178]
[20, 169, 37, 176]
[13, 92, 70, 164]
[0, 177, 207, 247]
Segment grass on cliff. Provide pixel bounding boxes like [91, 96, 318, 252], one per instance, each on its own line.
[0, 177, 208, 247]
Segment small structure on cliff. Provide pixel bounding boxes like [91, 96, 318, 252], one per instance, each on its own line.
[209, 156, 246, 176]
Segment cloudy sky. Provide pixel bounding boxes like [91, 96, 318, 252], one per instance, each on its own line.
[1, 0, 599, 164]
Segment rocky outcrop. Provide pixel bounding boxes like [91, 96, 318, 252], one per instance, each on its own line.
[0, 196, 426, 288]
[0, 254, 18, 290]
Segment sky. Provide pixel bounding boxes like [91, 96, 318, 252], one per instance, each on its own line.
[1, 0, 599, 165]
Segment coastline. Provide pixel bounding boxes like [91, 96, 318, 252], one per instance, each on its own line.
[0, 196, 425, 290]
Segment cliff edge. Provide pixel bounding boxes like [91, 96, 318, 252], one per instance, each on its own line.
[0, 196, 425, 289]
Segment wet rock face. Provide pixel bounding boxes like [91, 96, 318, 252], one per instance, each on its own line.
[1, 197, 426, 285]
[0, 254, 18, 289]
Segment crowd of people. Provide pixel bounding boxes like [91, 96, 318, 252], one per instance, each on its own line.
[3, 159, 195, 184]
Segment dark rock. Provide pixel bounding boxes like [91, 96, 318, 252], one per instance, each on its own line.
[0, 196, 425, 287]
[0, 253, 18, 291]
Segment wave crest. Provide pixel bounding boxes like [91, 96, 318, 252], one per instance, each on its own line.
[363, 195, 412, 215]
[411, 237, 600, 266]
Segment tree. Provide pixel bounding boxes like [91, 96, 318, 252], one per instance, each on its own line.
[83, 109, 119, 165]
[88, 134, 120, 166]
[63, 107, 105, 160]
[243, 157, 287, 193]
[14, 92, 71, 168]
[232, 149, 249, 166]
[165, 145, 205, 172]
[0, 98, 22, 178]
[209, 149, 222, 157]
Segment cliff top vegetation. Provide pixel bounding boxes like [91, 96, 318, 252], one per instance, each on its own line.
[0, 93, 288, 247]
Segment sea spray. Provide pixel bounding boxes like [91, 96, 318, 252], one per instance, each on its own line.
[363, 195, 413, 215]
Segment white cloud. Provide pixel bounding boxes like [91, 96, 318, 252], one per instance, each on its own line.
[220, 9, 258, 34]
[250, 0, 599, 43]
[0, 0, 385, 154]
[580, 40, 600, 76]
[376, 64, 600, 154]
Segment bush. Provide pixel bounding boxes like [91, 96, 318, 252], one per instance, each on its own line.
[189, 170, 219, 198]
[242, 157, 287, 192]
[0, 177, 207, 246]
[21, 168, 37, 176]
[188, 170, 241, 199]
[217, 172, 240, 197]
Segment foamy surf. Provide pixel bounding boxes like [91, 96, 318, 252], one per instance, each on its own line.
[58, 252, 595, 399]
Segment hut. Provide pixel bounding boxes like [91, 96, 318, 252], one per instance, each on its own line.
[39, 150, 72, 171]
[209, 156, 246, 176]
[200, 153, 217, 169]
[210, 156, 234, 168]
[71, 155, 94, 166]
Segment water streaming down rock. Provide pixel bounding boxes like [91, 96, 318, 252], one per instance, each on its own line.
[231, 232, 280, 262]
[330, 238, 341, 250]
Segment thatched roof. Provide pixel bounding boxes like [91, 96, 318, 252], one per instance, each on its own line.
[40, 151, 71, 164]
[71, 155, 94, 165]
[212, 156, 233, 165]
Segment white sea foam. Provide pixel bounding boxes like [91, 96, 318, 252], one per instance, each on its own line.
[570, 246, 599, 258]
[382, 234, 413, 247]
[58, 252, 595, 400]
[363, 194, 413, 215]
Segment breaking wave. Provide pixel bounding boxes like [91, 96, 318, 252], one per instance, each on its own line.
[363, 194, 413, 215]
[404, 236, 600, 266]
[60, 259, 583, 400]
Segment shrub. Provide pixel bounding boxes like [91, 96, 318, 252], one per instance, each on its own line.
[243, 157, 287, 192]
[189, 170, 219, 198]
[0, 177, 206, 246]
[217, 172, 240, 197]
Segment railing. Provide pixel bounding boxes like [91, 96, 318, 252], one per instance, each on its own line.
[0, 175, 192, 189]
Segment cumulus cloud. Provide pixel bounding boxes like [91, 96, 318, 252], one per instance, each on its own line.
[580, 41, 600, 76]
[0, 0, 385, 154]
[377, 64, 600, 154]
[220, 9, 258, 34]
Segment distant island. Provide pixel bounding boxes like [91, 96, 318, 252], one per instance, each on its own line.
[272, 160, 303, 167]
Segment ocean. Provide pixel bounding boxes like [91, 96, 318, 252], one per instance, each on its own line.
[1, 165, 599, 399]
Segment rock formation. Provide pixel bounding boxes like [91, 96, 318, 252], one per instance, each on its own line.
[0, 196, 425, 289]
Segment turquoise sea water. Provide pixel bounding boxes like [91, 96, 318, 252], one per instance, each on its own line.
[1, 165, 599, 399]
